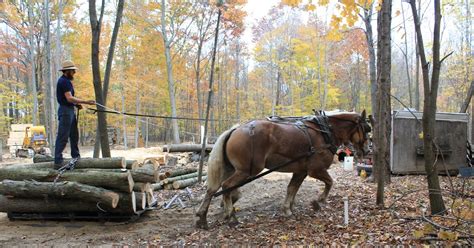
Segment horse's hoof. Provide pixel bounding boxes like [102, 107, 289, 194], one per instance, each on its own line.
[282, 209, 293, 217]
[195, 219, 209, 230]
[311, 200, 321, 211]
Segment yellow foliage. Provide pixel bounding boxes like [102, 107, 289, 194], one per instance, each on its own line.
[281, 0, 303, 7]
[437, 231, 458, 241]
[413, 230, 424, 239]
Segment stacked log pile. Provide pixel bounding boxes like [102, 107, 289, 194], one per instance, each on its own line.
[0, 157, 161, 218]
[152, 167, 207, 190]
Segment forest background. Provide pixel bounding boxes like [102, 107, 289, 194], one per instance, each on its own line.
[0, 0, 471, 150]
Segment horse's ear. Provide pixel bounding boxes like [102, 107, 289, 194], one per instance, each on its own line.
[361, 109, 366, 119]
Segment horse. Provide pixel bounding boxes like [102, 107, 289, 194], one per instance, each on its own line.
[196, 110, 372, 229]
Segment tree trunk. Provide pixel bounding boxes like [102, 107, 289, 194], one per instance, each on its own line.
[161, 0, 180, 144]
[134, 83, 140, 148]
[198, 7, 222, 182]
[460, 80, 473, 113]
[121, 83, 128, 148]
[0, 180, 119, 208]
[102, 0, 125, 105]
[410, 0, 446, 215]
[89, 0, 111, 158]
[235, 43, 241, 121]
[362, 4, 377, 115]
[414, 0, 421, 111]
[401, 2, 413, 107]
[28, 0, 38, 126]
[44, 0, 56, 151]
[0, 168, 134, 193]
[0, 194, 135, 214]
[374, 0, 392, 208]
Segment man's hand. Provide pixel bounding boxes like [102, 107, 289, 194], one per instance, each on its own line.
[84, 100, 96, 105]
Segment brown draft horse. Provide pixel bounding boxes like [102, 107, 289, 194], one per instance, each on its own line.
[196, 110, 371, 229]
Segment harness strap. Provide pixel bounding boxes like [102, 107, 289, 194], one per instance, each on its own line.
[313, 116, 338, 154]
[295, 121, 315, 153]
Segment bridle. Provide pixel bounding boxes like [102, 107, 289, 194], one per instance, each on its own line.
[328, 115, 371, 151]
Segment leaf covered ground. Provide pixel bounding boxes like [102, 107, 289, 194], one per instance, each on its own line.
[0, 159, 472, 246]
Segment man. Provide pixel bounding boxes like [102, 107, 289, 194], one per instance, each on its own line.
[54, 60, 95, 168]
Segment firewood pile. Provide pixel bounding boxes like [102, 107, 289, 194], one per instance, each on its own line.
[0, 151, 209, 219]
[0, 157, 161, 219]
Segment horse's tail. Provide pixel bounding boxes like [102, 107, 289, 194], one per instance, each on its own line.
[206, 125, 238, 192]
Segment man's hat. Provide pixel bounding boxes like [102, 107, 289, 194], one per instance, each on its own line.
[59, 60, 78, 71]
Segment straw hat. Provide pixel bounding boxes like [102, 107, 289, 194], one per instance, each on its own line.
[59, 60, 78, 71]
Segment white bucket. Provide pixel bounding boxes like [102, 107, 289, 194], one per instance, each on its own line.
[343, 156, 354, 171]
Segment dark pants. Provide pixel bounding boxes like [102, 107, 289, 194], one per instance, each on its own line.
[54, 105, 79, 164]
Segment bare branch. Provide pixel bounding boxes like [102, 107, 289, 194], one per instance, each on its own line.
[439, 51, 454, 64]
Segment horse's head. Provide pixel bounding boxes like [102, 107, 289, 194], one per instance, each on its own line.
[328, 110, 372, 157]
[350, 110, 372, 157]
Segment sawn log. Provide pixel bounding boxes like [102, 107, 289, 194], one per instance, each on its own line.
[162, 144, 213, 153]
[0, 180, 119, 208]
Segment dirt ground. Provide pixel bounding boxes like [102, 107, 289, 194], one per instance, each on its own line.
[0, 146, 472, 246]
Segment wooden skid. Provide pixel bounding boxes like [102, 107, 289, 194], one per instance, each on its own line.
[7, 209, 147, 222]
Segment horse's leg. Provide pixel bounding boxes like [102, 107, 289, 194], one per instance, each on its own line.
[282, 173, 307, 217]
[220, 167, 240, 207]
[309, 169, 333, 210]
[221, 170, 250, 225]
[196, 187, 219, 230]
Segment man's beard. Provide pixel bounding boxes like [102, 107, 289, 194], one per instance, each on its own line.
[66, 74, 74, 80]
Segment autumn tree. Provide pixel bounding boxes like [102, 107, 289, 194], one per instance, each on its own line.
[373, 0, 392, 207]
[88, 0, 125, 158]
[409, 0, 448, 215]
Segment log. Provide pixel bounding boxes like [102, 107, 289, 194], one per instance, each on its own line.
[13, 157, 126, 169]
[131, 163, 158, 182]
[134, 192, 146, 210]
[72, 168, 156, 184]
[0, 180, 119, 208]
[131, 168, 158, 183]
[143, 156, 166, 169]
[172, 176, 207, 189]
[126, 160, 140, 170]
[163, 172, 206, 185]
[0, 195, 135, 214]
[32, 154, 54, 163]
[151, 183, 163, 191]
[144, 186, 155, 207]
[167, 167, 198, 178]
[0, 168, 134, 192]
[133, 182, 150, 192]
[117, 192, 137, 213]
[158, 172, 169, 181]
[162, 144, 213, 153]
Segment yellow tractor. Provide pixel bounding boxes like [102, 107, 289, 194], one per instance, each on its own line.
[16, 126, 51, 158]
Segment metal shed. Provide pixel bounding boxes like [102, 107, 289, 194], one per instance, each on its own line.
[390, 111, 469, 174]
